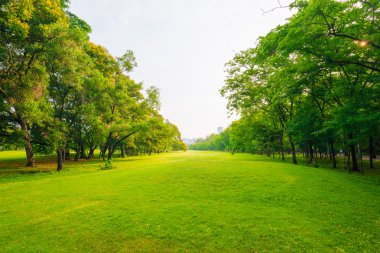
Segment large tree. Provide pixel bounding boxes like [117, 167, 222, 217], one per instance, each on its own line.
[219, 0, 380, 171]
[0, 0, 70, 166]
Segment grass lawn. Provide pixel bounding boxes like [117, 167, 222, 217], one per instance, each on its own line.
[0, 151, 379, 252]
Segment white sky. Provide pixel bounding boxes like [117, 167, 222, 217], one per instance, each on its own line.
[69, 0, 293, 138]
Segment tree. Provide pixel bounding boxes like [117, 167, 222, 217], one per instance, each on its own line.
[220, 0, 380, 171]
[0, 0, 71, 166]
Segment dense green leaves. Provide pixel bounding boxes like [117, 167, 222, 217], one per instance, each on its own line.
[0, 0, 186, 170]
[217, 0, 380, 171]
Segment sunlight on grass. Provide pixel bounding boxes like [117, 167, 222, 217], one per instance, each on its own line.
[0, 151, 379, 252]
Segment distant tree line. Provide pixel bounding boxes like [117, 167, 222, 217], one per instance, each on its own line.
[0, 0, 186, 170]
[192, 0, 380, 171]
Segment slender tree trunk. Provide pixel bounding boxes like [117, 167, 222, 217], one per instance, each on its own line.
[57, 149, 63, 171]
[121, 143, 125, 158]
[74, 147, 79, 161]
[20, 122, 35, 167]
[280, 136, 285, 161]
[102, 148, 106, 160]
[65, 149, 71, 160]
[308, 141, 314, 164]
[88, 146, 96, 159]
[358, 143, 363, 173]
[100, 144, 109, 160]
[314, 144, 319, 166]
[108, 146, 115, 160]
[80, 142, 85, 159]
[328, 145, 332, 160]
[348, 133, 359, 172]
[369, 135, 375, 169]
[330, 140, 337, 168]
[126, 148, 130, 156]
[289, 135, 297, 164]
[314, 145, 318, 160]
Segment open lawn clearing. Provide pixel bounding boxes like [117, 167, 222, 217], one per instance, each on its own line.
[0, 151, 379, 252]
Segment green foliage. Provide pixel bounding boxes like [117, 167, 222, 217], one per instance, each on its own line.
[117, 50, 137, 73]
[0, 1, 184, 169]
[67, 12, 92, 33]
[221, 0, 380, 170]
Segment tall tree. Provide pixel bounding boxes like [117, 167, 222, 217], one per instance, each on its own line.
[0, 0, 70, 166]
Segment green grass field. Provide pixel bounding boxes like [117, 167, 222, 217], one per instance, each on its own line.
[0, 151, 379, 252]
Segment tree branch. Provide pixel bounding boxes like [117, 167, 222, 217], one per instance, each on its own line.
[260, 0, 289, 14]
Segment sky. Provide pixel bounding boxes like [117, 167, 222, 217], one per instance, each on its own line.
[69, 0, 293, 139]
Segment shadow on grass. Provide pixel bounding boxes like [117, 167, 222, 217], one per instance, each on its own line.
[0, 151, 144, 177]
[227, 151, 380, 177]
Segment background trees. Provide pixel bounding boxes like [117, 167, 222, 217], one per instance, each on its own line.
[0, 0, 186, 170]
[193, 0, 380, 171]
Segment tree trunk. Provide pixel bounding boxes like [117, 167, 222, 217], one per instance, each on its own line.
[20, 122, 35, 167]
[74, 147, 79, 161]
[289, 135, 297, 165]
[348, 133, 359, 172]
[88, 146, 96, 159]
[99, 146, 107, 160]
[280, 136, 285, 161]
[308, 141, 314, 164]
[314, 144, 319, 166]
[65, 149, 71, 160]
[80, 142, 85, 159]
[57, 149, 63, 171]
[330, 140, 337, 168]
[369, 135, 375, 169]
[121, 143, 125, 158]
[108, 147, 115, 160]
[328, 145, 332, 160]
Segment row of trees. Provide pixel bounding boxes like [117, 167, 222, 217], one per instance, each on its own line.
[0, 0, 186, 170]
[193, 0, 380, 171]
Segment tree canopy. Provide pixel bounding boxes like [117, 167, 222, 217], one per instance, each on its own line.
[193, 0, 380, 172]
[0, 0, 186, 170]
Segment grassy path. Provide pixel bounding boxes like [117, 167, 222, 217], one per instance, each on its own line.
[0, 151, 379, 252]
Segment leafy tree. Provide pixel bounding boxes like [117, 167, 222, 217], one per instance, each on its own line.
[0, 0, 71, 166]
[0, 1, 185, 170]
[219, 0, 380, 171]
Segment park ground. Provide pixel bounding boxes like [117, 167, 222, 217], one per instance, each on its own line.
[0, 151, 379, 252]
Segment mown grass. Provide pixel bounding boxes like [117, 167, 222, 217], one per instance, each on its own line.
[0, 151, 379, 252]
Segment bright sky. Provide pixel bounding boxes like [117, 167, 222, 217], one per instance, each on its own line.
[69, 0, 293, 138]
